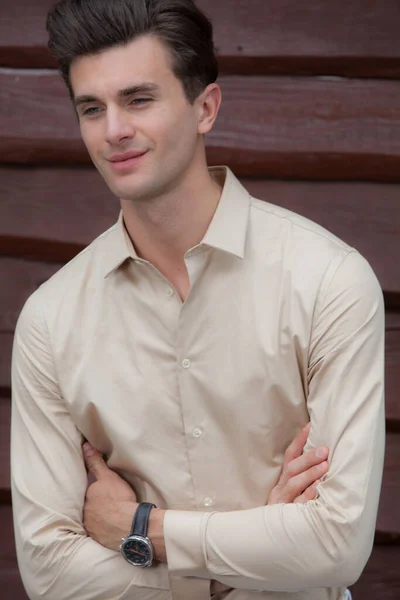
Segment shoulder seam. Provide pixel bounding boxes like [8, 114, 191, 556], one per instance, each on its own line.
[250, 199, 352, 251]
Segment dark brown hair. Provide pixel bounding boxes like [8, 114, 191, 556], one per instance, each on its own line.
[46, 0, 219, 104]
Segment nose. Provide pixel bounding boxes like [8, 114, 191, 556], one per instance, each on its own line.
[105, 107, 136, 146]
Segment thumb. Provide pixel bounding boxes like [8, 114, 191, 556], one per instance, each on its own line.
[82, 443, 110, 480]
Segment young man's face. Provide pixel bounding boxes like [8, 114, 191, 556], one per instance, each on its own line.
[70, 35, 211, 202]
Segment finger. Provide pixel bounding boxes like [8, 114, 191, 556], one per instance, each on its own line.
[283, 462, 328, 502]
[284, 445, 329, 481]
[283, 422, 311, 465]
[294, 479, 321, 504]
[82, 443, 110, 480]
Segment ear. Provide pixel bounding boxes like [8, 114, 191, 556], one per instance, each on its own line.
[197, 83, 222, 135]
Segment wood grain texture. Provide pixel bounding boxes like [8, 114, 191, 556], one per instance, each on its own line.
[1, 0, 400, 77]
[201, 0, 400, 78]
[0, 166, 118, 250]
[1, 168, 399, 294]
[2, 71, 400, 180]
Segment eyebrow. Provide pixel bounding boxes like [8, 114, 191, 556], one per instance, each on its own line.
[73, 83, 161, 108]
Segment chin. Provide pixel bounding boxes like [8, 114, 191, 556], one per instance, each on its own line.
[99, 169, 139, 198]
[108, 178, 152, 202]
[100, 163, 166, 202]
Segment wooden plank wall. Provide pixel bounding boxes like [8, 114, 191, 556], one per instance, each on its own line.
[0, 1, 399, 598]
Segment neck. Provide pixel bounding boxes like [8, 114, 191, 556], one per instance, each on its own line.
[120, 162, 223, 278]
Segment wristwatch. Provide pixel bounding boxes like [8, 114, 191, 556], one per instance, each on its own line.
[120, 502, 156, 567]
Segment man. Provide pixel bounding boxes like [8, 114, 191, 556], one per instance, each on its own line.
[11, 1, 384, 599]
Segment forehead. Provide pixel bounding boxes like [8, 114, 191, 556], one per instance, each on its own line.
[70, 35, 178, 98]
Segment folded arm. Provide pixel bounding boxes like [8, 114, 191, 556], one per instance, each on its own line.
[163, 251, 385, 592]
[11, 292, 170, 600]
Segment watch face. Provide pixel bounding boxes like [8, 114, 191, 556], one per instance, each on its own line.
[121, 536, 152, 567]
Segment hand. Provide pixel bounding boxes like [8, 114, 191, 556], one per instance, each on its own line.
[82, 443, 138, 551]
[267, 422, 329, 505]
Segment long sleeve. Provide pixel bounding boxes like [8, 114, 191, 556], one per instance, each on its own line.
[163, 251, 385, 592]
[11, 291, 171, 600]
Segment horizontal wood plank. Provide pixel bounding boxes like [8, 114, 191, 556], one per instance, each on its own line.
[2, 71, 400, 180]
[1, 1, 400, 78]
[0, 166, 118, 249]
[0, 169, 399, 295]
[208, 0, 400, 78]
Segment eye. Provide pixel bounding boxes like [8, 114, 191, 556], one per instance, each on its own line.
[130, 98, 152, 106]
[82, 106, 102, 117]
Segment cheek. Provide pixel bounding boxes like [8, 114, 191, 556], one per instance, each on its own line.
[80, 123, 102, 161]
[156, 109, 198, 156]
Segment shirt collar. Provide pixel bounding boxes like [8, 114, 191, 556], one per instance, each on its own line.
[103, 212, 137, 278]
[201, 166, 250, 259]
[103, 166, 250, 278]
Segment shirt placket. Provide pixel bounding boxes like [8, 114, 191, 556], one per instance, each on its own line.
[175, 249, 217, 513]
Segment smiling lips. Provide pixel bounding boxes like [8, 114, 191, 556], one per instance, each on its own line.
[107, 150, 148, 171]
[109, 150, 147, 162]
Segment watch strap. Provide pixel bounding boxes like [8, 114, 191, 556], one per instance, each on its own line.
[130, 502, 156, 538]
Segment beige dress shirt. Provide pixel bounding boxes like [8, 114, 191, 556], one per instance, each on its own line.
[11, 167, 385, 600]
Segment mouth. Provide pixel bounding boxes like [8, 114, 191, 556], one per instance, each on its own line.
[107, 151, 148, 172]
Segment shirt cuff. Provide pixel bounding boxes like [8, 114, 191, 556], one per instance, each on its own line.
[163, 509, 212, 577]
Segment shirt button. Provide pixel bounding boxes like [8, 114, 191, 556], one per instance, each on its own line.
[192, 427, 203, 438]
[204, 497, 213, 507]
[166, 287, 174, 297]
[181, 359, 191, 369]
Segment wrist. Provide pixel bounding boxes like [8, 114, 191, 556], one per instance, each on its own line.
[115, 500, 139, 549]
[148, 507, 167, 563]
